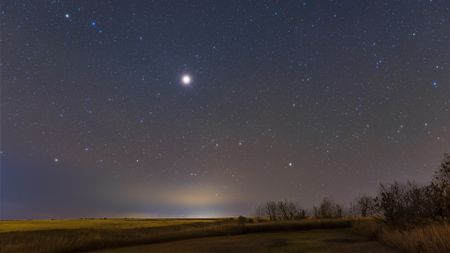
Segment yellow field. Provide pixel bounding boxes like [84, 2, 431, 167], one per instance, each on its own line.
[2, 217, 446, 253]
[0, 218, 353, 253]
[0, 218, 218, 233]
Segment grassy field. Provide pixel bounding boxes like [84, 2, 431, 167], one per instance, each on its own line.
[2, 218, 447, 253]
[90, 229, 399, 253]
[0, 218, 218, 232]
[353, 219, 450, 253]
[0, 218, 226, 253]
[0, 218, 353, 253]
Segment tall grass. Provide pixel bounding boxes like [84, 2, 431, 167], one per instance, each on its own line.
[353, 219, 450, 253]
[0, 218, 352, 253]
[380, 223, 450, 253]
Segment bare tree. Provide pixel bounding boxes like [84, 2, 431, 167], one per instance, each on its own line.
[376, 181, 434, 228]
[260, 200, 305, 220]
[265, 201, 278, 221]
[431, 153, 450, 219]
[280, 200, 302, 220]
[277, 200, 289, 220]
[314, 198, 342, 218]
[286, 201, 300, 220]
[357, 195, 376, 217]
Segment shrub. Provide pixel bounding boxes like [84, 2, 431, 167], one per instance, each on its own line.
[237, 216, 248, 223]
[430, 153, 450, 219]
[261, 200, 305, 221]
[375, 181, 436, 228]
[313, 198, 343, 218]
[255, 217, 266, 223]
[357, 195, 377, 217]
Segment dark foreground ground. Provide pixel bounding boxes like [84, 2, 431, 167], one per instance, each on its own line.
[90, 229, 399, 253]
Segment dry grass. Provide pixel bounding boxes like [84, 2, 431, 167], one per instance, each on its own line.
[352, 219, 450, 253]
[0, 219, 227, 253]
[0, 218, 217, 233]
[352, 218, 384, 240]
[380, 223, 450, 253]
[0, 218, 352, 253]
[94, 229, 399, 253]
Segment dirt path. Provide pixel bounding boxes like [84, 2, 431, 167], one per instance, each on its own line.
[90, 229, 400, 253]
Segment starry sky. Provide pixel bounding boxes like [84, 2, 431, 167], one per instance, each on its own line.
[1, 0, 450, 219]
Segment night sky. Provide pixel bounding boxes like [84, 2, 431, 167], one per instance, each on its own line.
[1, 0, 449, 219]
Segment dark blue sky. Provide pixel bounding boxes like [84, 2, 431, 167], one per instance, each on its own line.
[1, 0, 449, 219]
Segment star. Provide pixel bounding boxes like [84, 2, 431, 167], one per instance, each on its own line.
[181, 74, 192, 86]
[54, 158, 59, 163]
[432, 80, 438, 88]
[64, 14, 70, 19]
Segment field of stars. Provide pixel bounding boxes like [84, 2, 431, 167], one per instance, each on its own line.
[1, 1, 449, 219]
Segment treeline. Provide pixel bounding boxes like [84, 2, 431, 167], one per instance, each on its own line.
[260, 200, 307, 221]
[257, 197, 344, 221]
[355, 153, 450, 228]
[257, 153, 450, 228]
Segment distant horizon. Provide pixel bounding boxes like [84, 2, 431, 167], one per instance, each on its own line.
[1, 153, 445, 219]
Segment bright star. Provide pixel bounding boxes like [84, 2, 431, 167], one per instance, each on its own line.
[65, 14, 70, 19]
[432, 80, 438, 88]
[181, 74, 192, 86]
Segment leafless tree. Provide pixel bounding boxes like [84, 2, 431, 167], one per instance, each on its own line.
[261, 200, 305, 220]
[314, 198, 342, 218]
[357, 195, 376, 217]
[277, 200, 289, 220]
[376, 181, 435, 228]
[431, 153, 450, 219]
[265, 201, 278, 221]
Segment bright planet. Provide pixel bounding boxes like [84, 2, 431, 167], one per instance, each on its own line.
[181, 74, 191, 86]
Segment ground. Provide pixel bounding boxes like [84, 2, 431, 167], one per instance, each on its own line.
[0, 219, 401, 253]
[90, 229, 399, 253]
[0, 218, 217, 232]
